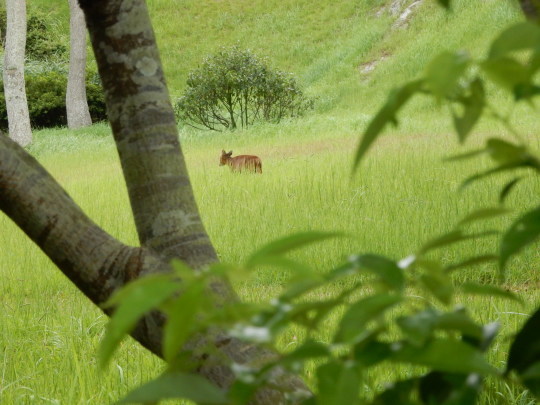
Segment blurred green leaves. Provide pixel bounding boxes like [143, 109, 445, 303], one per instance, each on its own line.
[100, 16, 540, 405]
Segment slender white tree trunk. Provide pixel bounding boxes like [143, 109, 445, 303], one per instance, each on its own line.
[66, 0, 92, 128]
[3, 0, 32, 146]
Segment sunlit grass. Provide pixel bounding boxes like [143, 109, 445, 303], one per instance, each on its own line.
[2, 112, 540, 402]
[1, 0, 539, 403]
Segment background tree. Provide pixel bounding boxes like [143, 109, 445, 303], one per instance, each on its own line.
[0, 0, 307, 403]
[66, 0, 91, 129]
[175, 46, 313, 131]
[3, 0, 31, 146]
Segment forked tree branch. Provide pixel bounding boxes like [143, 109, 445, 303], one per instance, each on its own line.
[0, 0, 310, 402]
[0, 129, 309, 403]
[0, 133, 171, 349]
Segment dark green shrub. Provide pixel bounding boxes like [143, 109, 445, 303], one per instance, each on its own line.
[26, 71, 67, 128]
[0, 69, 107, 130]
[26, 12, 67, 61]
[175, 46, 313, 131]
[85, 72, 108, 124]
[0, 7, 67, 61]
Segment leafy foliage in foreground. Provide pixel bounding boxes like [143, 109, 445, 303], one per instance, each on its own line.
[174, 45, 313, 131]
[101, 7, 540, 405]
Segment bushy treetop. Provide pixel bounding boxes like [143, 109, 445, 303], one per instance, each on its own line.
[175, 45, 313, 131]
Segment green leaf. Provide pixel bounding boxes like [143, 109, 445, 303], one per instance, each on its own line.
[397, 309, 439, 346]
[163, 281, 206, 363]
[345, 254, 405, 291]
[316, 361, 361, 405]
[425, 51, 469, 101]
[420, 230, 497, 254]
[419, 372, 480, 405]
[354, 79, 423, 169]
[246, 231, 339, 268]
[481, 57, 530, 90]
[500, 205, 540, 270]
[280, 277, 324, 301]
[371, 378, 418, 405]
[514, 84, 540, 101]
[354, 338, 392, 367]
[392, 339, 498, 375]
[500, 177, 523, 204]
[289, 299, 341, 330]
[488, 22, 540, 59]
[452, 79, 485, 143]
[444, 255, 498, 273]
[486, 138, 528, 165]
[420, 272, 453, 305]
[460, 162, 530, 190]
[170, 259, 197, 281]
[250, 256, 313, 274]
[436, 310, 483, 339]
[458, 207, 508, 227]
[507, 307, 540, 396]
[282, 340, 330, 364]
[399, 309, 483, 346]
[461, 282, 522, 303]
[117, 372, 226, 404]
[334, 294, 401, 343]
[480, 322, 500, 352]
[522, 362, 540, 380]
[436, 0, 450, 8]
[520, 362, 540, 399]
[444, 148, 485, 162]
[99, 275, 179, 368]
[228, 381, 259, 405]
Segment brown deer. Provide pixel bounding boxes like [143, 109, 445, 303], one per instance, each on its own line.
[219, 150, 262, 173]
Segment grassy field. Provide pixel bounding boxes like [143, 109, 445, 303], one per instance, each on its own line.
[1, 114, 540, 403]
[2, 0, 540, 403]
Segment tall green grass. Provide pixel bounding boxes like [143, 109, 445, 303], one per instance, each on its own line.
[1, 0, 540, 403]
[2, 114, 540, 402]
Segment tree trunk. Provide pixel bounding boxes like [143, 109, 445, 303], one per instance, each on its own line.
[66, 0, 92, 129]
[0, 0, 310, 402]
[3, 0, 32, 146]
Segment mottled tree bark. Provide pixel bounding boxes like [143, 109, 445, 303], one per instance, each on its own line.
[0, 133, 166, 347]
[0, 0, 309, 402]
[3, 0, 32, 146]
[78, 0, 217, 268]
[66, 0, 92, 129]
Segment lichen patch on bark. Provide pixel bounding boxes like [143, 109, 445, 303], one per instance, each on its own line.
[136, 56, 158, 76]
[153, 210, 200, 236]
[99, 42, 130, 65]
[107, 0, 150, 38]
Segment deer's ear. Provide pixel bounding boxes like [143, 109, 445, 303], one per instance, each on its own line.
[222, 149, 226, 154]
[228, 150, 233, 155]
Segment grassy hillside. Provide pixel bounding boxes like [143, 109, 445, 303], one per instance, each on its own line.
[147, 0, 521, 108]
[23, 0, 531, 147]
[32, 0, 521, 110]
